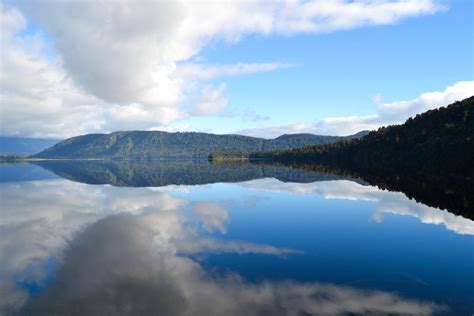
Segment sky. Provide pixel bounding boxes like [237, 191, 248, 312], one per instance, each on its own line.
[0, 0, 473, 139]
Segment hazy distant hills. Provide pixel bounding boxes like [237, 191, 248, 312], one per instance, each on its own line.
[34, 130, 369, 159]
[0, 137, 61, 155]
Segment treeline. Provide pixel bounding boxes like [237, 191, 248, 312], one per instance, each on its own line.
[209, 152, 253, 161]
[0, 155, 30, 163]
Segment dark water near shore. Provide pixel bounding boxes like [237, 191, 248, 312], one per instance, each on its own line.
[0, 161, 473, 315]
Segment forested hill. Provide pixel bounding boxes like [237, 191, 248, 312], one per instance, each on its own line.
[246, 96, 474, 174]
[34, 130, 368, 159]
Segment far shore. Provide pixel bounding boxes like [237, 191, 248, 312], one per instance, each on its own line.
[0, 156, 271, 163]
[0, 156, 105, 163]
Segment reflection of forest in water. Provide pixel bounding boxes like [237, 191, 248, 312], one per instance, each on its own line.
[32, 160, 357, 186]
[274, 161, 474, 221]
[29, 159, 474, 220]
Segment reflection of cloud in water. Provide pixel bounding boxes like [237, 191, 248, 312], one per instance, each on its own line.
[241, 179, 474, 235]
[192, 201, 229, 233]
[15, 212, 444, 316]
[0, 180, 297, 312]
[243, 194, 271, 208]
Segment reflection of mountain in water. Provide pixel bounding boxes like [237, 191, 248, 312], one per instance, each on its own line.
[32, 159, 473, 220]
[32, 160, 359, 187]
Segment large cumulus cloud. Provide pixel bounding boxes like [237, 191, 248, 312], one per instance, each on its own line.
[1, 1, 443, 138]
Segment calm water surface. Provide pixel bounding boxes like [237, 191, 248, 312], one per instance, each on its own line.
[0, 161, 473, 315]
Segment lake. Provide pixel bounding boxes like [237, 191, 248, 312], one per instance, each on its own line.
[0, 161, 473, 315]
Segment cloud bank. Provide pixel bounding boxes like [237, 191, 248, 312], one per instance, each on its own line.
[1, 1, 443, 138]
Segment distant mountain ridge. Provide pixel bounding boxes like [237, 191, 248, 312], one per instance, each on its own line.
[34, 130, 369, 159]
[0, 137, 61, 155]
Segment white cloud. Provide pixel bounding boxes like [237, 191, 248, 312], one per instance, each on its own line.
[17, 1, 186, 106]
[376, 80, 474, 122]
[104, 103, 184, 132]
[0, 7, 185, 138]
[0, 8, 100, 138]
[192, 83, 229, 116]
[176, 62, 296, 81]
[1, 1, 444, 138]
[238, 80, 474, 137]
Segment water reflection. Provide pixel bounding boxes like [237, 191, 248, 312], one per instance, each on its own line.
[1, 162, 473, 315]
[2, 184, 444, 315]
[31, 159, 474, 221]
[276, 162, 474, 220]
[18, 213, 442, 316]
[28, 159, 474, 234]
[0, 180, 300, 312]
[32, 160, 351, 186]
[241, 179, 474, 235]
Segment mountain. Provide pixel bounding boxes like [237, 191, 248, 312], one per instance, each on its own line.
[34, 131, 369, 159]
[0, 137, 61, 155]
[243, 96, 474, 174]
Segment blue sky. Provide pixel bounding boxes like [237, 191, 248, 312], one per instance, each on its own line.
[1, 0, 473, 138]
[182, 0, 473, 135]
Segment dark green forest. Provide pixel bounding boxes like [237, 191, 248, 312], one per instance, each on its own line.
[34, 131, 368, 159]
